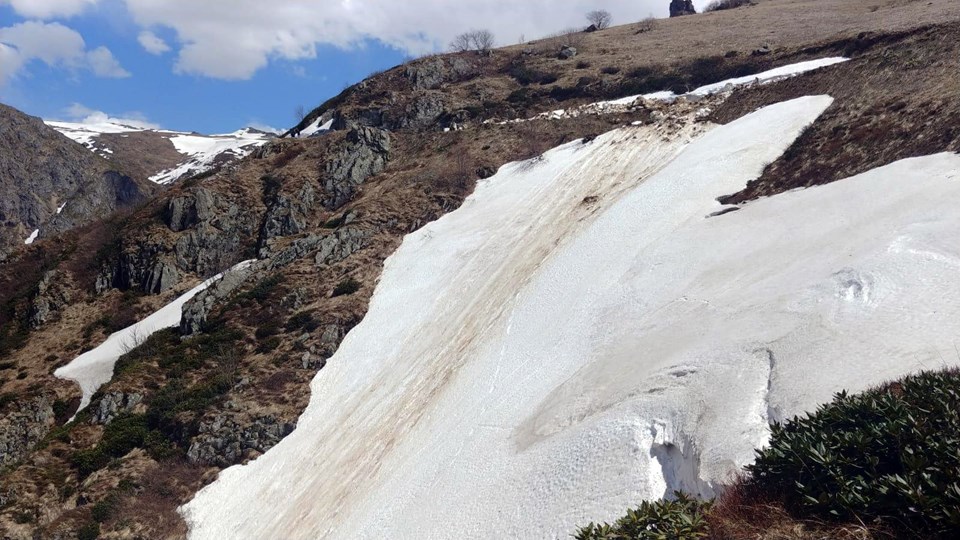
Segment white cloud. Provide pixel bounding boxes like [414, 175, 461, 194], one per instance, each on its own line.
[0, 21, 129, 83]
[137, 30, 170, 55]
[86, 46, 130, 77]
[121, 0, 699, 81]
[0, 0, 98, 19]
[64, 102, 160, 129]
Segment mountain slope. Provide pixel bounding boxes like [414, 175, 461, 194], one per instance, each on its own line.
[2, 2, 960, 538]
[0, 104, 156, 262]
[47, 120, 274, 185]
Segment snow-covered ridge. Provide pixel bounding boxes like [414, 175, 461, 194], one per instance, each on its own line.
[45, 119, 273, 185]
[183, 95, 960, 539]
[149, 129, 272, 184]
[54, 261, 255, 417]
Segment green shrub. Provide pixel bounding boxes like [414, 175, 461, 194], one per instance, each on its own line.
[332, 277, 361, 298]
[286, 311, 320, 333]
[91, 494, 118, 523]
[256, 336, 282, 353]
[748, 369, 960, 535]
[77, 521, 100, 540]
[575, 492, 711, 539]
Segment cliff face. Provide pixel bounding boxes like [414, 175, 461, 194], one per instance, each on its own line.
[0, 104, 156, 261]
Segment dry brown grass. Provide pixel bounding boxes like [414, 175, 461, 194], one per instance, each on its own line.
[705, 479, 896, 540]
[713, 21, 960, 202]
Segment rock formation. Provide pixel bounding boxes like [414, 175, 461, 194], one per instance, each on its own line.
[670, 0, 697, 17]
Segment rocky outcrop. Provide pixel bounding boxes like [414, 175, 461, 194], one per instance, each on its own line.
[181, 261, 260, 335]
[29, 270, 72, 328]
[259, 183, 316, 247]
[96, 245, 183, 295]
[322, 127, 390, 209]
[90, 392, 143, 424]
[299, 320, 358, 370]
[187, 414, 296, 467]
[670, 0, 697, 17]
[0, 397, 55, 467]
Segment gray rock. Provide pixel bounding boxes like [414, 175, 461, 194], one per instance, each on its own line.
[397, 94, 449, 129]
[752, 44, 772, 56]
[321, 127, 390, 209]
[181, 261, 260, 335]
[186, 414, 296, 467]
[559, 46, 578, 59]
[90, 392, 143, 424]
[0, 397, 55, 468]
[258, 183, 316, 247]
[29, 270, 72, 328]
[669, 0, 697, 17]
[405, 58, 447, 90]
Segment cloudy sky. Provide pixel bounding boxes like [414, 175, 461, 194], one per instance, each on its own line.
[0, 0, 710, 133]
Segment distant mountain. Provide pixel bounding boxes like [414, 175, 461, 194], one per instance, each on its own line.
[46, 120, 275, 185]
[0, 103, 156, 261]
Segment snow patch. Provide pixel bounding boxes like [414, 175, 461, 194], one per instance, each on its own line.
[24, 229, 39, 245]
[298, 117, 334, 138]
[148, 132, 269, 184]
[55, 260, 255, 417]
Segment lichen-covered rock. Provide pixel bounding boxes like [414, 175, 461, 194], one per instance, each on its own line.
[0, 397, 55, 467]
[90, 392, 143, 424]
[186, 414, 296, 467]
[405, 58, 447, 90]
[258, 183, 316, 246]
[29, 270, 72, 328]
[165, 188, 222, 232]
[322, 127, 390, 209]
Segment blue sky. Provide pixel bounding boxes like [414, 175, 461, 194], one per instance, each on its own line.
[0, 0, 698, 134]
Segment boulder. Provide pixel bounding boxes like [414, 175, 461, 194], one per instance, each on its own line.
[669, 0, 697, 17]
[559, 46, 578, 59]
[90, 392, 143, 425]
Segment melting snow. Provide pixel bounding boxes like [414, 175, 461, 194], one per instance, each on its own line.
[148, 131, 269, 184]
[55, 260, 255, 417]
[512, 57, 850, 124]
[183, 95, 960, 538]
[298, 117, 334, 138]
[24, 229, 39, 245]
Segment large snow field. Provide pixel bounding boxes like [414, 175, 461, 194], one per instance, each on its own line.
[183, 95, 960, 539]
[55, 261, 254, 417]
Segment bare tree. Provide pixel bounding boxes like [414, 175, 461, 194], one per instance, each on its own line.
[636, 15, 657, 34]
[450, 29, 496, 54]
[586, 10, 612, 30]
[294, 104, 307, 122]
[472, 29, 495, 53]
[450, 32, 473, 52]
